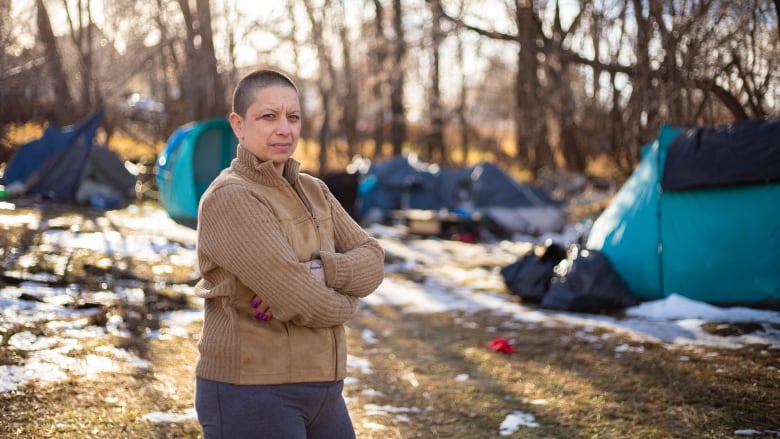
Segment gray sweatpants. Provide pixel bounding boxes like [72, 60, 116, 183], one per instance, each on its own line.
[195, 377, 356, 439]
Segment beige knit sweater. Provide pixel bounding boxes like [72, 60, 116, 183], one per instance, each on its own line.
[194, 146, 385, 385]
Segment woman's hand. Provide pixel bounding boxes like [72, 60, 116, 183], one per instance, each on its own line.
[250, 259, 325, 321]
[250, 295, 272, 321]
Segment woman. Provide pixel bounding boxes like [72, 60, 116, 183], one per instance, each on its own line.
[194, 68, 385, 438]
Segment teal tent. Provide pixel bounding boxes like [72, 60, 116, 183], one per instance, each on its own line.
[586, 119, 780, 306]
[156, 118, 238, 225]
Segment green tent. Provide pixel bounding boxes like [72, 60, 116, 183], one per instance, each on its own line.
[586, 119, 780, 305]
[156, 118, 238, 226]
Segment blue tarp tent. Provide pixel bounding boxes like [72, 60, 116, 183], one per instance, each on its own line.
[156, 118, 238, 224]
[586, 118, 780, 305]
[358, 155, 566, 236]
[2, 111, 135, 205]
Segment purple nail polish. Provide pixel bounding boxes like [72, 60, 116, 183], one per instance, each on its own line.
[261, 314, 269, 321]
[251, 299, 258, 308]
[254, 310, 261, 319]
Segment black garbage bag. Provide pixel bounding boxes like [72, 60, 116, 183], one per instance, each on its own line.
[500, 243, 567, 303]
[540, 246, 639, 313]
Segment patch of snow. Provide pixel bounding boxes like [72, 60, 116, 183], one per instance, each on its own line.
[522, 398, 548, 405]
[343, 377, 360, 385]
[361, 421, 387, 431]
[347, 355, 372, 374]
[499, 410, 540, 435]
[143, 407, 197, 423]
[627, 294, 780, 323]
[364, 404, 422, 417]
[366, 275, 780, 350]
[360, 388, 385, 397]
[361, 329, 378, 344]
[734, 429, 780, 437]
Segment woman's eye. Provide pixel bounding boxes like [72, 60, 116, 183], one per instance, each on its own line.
[288, 115, 300, 122]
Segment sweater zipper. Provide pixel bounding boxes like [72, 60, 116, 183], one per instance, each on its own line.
[294, 183, 334, 378]
[292, 183, 320, 230]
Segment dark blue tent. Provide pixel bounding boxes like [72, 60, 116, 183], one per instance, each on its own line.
[2, 111, 135, 205]
[357, 155, 566, 236]
[358, 155, 445, 215]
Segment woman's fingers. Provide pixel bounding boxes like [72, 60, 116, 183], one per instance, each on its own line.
[250, 295, 272, 321]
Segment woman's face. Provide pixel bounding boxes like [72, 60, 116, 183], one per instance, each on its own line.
[230, 85, 301, 173]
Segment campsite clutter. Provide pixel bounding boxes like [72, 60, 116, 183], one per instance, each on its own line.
[152, 116, 780, 313]
[355, 154, 568, 240]
[2, 114, 778, 316]
[153, 118, 569, 239]
[2, 116, 780, 437]
[1, 111, 136, 209]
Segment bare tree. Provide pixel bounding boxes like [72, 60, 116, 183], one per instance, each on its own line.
[453, 1, 473, 166]
[37, 0, 78, 124]
[302, 0, 338, 174]
[62, 0, 98, 112]
[370, 0, 389, 157]
[425, 0, 446, 164]
[0, 1, 10, 142]
[336, 0, 359, 159]
[434, 1, 555, 170]
[546, 1, 588, 172]
[438, 0, 778, 177]
[175, 0, 226, 122]
[389, 0, 407, 157]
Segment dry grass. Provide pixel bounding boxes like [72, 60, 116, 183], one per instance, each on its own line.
[345, 296, 780, 439]
[2, 302, 778, 438]
[1, 204, 779, 438]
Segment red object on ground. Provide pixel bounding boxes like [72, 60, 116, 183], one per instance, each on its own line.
[488, 337, 514, 353]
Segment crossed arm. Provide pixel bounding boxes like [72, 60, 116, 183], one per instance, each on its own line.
[197, 183, 384, 328]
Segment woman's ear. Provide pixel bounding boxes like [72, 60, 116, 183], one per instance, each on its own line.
[229, 112, 244, 142]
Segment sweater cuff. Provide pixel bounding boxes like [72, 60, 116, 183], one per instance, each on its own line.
[319, 251, 350, 291]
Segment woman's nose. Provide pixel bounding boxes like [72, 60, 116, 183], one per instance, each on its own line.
[276, 119, 291, 135]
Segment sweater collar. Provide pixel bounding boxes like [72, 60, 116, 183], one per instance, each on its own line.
[233, 144, 301, 186]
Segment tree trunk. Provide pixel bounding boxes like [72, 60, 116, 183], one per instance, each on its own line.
[389, 0, 406, 157]
[286, 1, 311, 143]
[457, 32, 470, 166]
[370, 0, 387, 157]
[515, 3, 553, 171]
[63, 0, 95, 111]
[426, 0, 445, 164]
[337, 0, 359, 159]
[175, 0, 225, 122]
[37, 0, 78, 124]
[303, 0, 336, 174]
[195, 0, 225, 117]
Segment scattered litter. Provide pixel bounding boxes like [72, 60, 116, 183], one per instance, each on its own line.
[488, 337, 514, 353]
